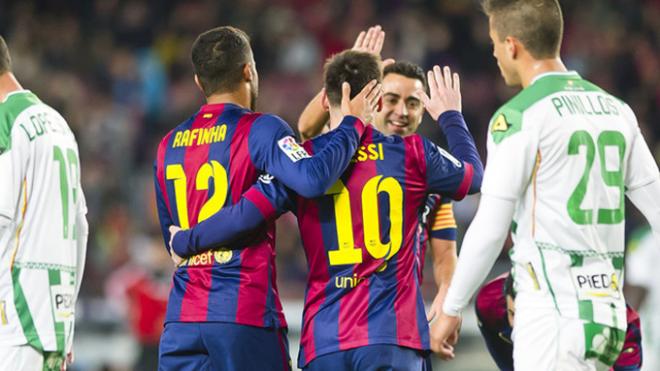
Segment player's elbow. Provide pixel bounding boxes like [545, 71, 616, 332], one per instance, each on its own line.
[468, 167, 483, 194]
[293, 177, 327, 198]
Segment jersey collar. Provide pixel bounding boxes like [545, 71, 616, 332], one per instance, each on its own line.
[530, 71, 580, 86]
[2, 89, 32, 104]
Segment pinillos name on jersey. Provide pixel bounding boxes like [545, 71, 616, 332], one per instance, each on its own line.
[550, 92, 620, 117]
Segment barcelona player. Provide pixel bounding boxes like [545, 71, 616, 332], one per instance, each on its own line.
[297, 26, 460, 324]
[170, 50, 483, 370]
[475, 273, 643, 371]
[153, 27, 381, 370]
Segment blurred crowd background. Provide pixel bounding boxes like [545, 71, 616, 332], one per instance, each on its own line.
[1, 0, 658, 370]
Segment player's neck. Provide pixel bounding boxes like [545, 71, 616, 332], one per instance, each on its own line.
[328, 106, 345, 131]
[205, 90, 250, 109]
[520, 57, 567, 88]
[0, 72, 23, 102]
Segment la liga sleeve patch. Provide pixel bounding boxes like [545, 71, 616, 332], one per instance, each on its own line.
[277, 136, 311, 162]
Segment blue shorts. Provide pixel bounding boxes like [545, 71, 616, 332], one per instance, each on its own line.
[159, 322, 291, 371]
[304, 344, 431, 371]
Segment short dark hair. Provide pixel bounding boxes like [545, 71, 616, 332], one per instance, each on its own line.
[191, 26, 253, 97]
[324, 50, 382, 107]
[482, 0, 563, 59]
[0, 36, 11, 74]
[383, 61, 427, 91]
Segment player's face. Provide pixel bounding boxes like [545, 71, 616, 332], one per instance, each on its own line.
[505, 294, 515, 327]
[488, 20, 520, 87]
[375, 73, 425, 137]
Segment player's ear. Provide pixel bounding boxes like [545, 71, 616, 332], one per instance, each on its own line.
[193, 74, 205, 94]
[320, 88, 330, 112]
[243, 63, 254, 82]
[505, 36, 518, 60]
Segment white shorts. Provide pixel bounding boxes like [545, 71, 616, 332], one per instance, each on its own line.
[512, 306, 622, 371]
[0, 344, 63, 371]
[0, 344, 43, 371]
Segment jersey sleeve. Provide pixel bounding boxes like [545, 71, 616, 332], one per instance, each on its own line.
[153, 160, 174, 254]
[428, 196, 457, 241]
[480, 107, 539, 201]
[625, 231, 655, 289]
[0, 125, 26, 227]
[623, 107, 659, 191]
[421, 137, 473, 200]
[248, 114, 365, 198]
[171, 176, 295, 257]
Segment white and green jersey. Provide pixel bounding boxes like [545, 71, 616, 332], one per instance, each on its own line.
[482, 72, 659, 332]
[0, 90, 87, 354]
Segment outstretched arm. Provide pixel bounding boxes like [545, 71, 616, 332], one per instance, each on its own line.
[170, 178, 294, 258]
[420, 66, 483, 198]
[251, 80, 381, 199]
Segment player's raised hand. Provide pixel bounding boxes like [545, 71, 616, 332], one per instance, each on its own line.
[340, 80, 382, 124]
[429, 311, 461, 360]
[352, 25, 396, 72]
[353, 25, 385, 55]
[418, 66, 462, 121]
[168, 226, 184, 266]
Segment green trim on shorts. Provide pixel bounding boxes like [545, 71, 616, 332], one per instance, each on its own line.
[12, 267, 44, 350]
[583, 322, 625, 367]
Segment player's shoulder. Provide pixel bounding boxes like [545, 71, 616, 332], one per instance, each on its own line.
[252, 112, 288, 129]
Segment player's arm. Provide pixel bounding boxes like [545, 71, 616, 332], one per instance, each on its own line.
[431, 104, 538, 357]
[68, 187, 88, 355]
[250, 81, 381, 198]
[419, 66, 483, 199]
[0, 152, 14, 234]
[0, 126, 24, 236]
[153, 159, 176, 256]
[298, 25, 387, 141]
[623, 122, 660, 244]
[427, 198, 458, 323]
[170, 178, 294, 258]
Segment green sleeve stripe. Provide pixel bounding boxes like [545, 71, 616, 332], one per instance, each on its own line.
[11, 267, 44, 351]
[0, 92, 41, 153]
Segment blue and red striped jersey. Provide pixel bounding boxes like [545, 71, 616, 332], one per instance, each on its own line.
[153, 103, 365, 328]
[172, 111, 482, 367]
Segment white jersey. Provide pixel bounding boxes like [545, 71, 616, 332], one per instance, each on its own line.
[0, 90, 87, 354]
[482, 72, 659, 333]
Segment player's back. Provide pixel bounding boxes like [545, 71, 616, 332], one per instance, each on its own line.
[294, 125, 468, 367]
[0, 90, 84, 352]
[154, 103, 285, 328]
[484, 71, 657, 329]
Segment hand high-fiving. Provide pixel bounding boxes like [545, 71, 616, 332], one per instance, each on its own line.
[340, 79, 382, 124]
[418, 66, 462, 121]
[352, 25, 395, 70]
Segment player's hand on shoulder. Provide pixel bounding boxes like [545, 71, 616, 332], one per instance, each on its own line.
[419, 66, 462, 121]
[340, 80, 382, 124]
[168, 225, 184, 266]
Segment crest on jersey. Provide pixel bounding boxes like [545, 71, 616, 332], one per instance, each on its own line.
[491, 114, 510, 133]
[277, 136, 311, 162]
[214, 249, 233, 264]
